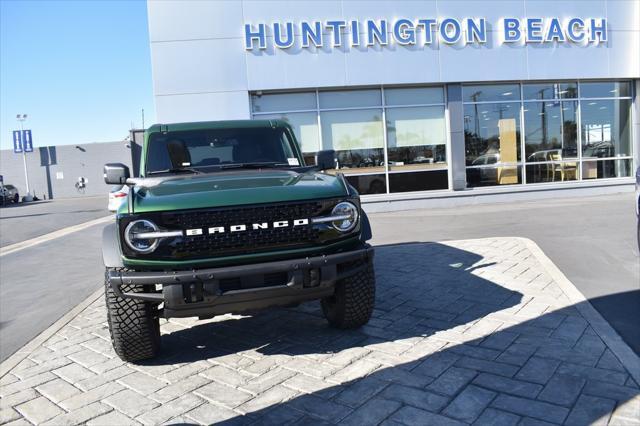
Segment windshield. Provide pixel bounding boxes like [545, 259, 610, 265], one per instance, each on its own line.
[145, 126, 301, 174]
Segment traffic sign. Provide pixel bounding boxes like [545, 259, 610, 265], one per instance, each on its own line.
[12, 131, 22, 153]
[23, 130, 33, 152]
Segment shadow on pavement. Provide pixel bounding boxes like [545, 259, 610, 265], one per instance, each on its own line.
[142, 242, 638, 425]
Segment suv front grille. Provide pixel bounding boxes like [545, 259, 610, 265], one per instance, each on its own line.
[121, 199, 351, 261]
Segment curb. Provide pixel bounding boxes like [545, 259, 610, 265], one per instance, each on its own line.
[518, 237, 640, 386]
[0, 287, 103, 378]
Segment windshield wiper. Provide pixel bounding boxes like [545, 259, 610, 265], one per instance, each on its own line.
[219, 162, 291, 169]
[147, 167, 202, 175]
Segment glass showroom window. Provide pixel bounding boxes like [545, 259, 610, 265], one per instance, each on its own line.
[251, 92, 320, 164]
[463, 85, 522, 188]
[319, 90, 386, 195]
[579, 81, 633, 180]
[252, 87, 449, 196]
[464, 80, 634, 188]
[523, 82, 579, 184]
[384, 87, 448, 193]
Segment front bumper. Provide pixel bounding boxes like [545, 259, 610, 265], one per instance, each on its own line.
[107, 245, 374, 318]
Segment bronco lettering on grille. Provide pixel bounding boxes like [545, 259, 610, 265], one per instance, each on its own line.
[187, 218, 309, 236]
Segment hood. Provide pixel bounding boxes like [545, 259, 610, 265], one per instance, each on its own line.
[120, 170, 349, 214]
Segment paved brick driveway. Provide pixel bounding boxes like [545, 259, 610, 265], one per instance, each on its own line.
[1, 238, 639, 425]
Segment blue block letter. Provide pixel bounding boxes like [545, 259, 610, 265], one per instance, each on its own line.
[503, 18, 521, 42]
[244, 23, 266, 49]
[567, 18, 585, 42]
[274, 22, 294, 48]
[466, 18, 486, 43]
[394, 19, 416, 45]
[440, 18, 461, 44]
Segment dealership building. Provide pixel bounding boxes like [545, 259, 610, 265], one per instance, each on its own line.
[147, 0, 639, 210]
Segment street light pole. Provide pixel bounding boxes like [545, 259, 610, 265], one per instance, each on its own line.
[16, 114, 32, 200]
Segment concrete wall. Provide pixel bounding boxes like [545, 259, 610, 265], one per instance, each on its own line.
[0, 141, 133, 199]
[147, 0, 640, 124]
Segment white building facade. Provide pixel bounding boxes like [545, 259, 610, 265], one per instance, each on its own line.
[147, 0, 640, 207]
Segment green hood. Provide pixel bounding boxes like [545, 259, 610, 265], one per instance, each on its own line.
[120, 170, 348, 214]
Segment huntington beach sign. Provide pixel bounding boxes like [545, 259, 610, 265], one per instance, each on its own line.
[244, 17, 607, 50]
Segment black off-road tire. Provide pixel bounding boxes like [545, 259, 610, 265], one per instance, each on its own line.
[321, 262, 375, 328]
[105, 269, 160, 362]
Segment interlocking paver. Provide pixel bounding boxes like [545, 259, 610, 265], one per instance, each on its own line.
[340, 397, 401, 425]
[515, 356, 561, 384]
[565, 394, 616, 426]
[195, 380, 254, 408]
[387, 405, 466, 426]
[118, 372, 167, 395]
[185, 403, 240, 424]
[1, 237, 638, 425]
[380, 384, 449, 413]
[88, 410, 142, 426]
[41, 402, 112, 426]
[36, 378, 82, 403]
[15, 396, 64, 424]
[491, 394, 569, 424]
[103, 388, 159, 418]
[537, 373, 586, 407]
[136, 394, 204, 425]
[473, 372, 543, 399]
[426, 366, 477, 396]
[442, 385, 496, 423]
[473, 407, 521, 425]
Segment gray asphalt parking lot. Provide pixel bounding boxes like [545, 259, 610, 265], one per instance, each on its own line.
[0, 196, 109, 247]
[1, 237, 638, 425]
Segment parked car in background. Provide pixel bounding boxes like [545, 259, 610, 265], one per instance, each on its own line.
[107, 185, 129, 212]
[0, 184, 20, 204]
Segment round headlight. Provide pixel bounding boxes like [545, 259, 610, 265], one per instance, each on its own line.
[331, 201, 359, 233]
[124, 220, 160, 253]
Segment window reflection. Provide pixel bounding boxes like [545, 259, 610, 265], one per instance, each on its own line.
[581, 99, 631, 158]
[464, 103, 521, 166]
[386, 106, 447, 171]
[463, 84, 520, 102]
[523, 82, 577, 100]
[524, 101, 577, 162]
[580, 81, 631, 98]
[251, 92, 316, 113]
[258, 112, 320, 154]
[344, 174, 387, 195]
[320, 109, 385, 174]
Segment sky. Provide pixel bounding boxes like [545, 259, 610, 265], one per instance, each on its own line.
[0, 0, 155, 151]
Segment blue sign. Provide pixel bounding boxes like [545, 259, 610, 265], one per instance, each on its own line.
[245, 17, 607, 50]
[12, 131, 22, 153]
[22, 130, 33, 152]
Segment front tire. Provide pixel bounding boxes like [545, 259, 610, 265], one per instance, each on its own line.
[105, 269, 160, 362]
[321, 262, 375, 329]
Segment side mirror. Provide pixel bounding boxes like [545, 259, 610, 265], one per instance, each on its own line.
[315, 150, 336, 171]
[104, 163, 130, 185]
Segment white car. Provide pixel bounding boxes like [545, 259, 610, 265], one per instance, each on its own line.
[108, 185, 129, 212]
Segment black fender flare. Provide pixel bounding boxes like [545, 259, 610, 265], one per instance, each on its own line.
[102, 223, 124, 268]
[360, 210, 372, 242]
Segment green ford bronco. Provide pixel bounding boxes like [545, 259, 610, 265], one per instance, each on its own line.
[102, 120, 375, 362]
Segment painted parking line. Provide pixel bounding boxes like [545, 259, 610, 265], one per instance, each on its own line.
[0, 215, 113, 257]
